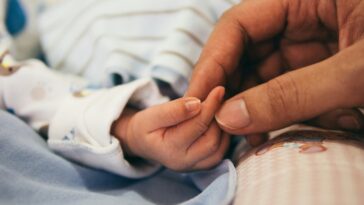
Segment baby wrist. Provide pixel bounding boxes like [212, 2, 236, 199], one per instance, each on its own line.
[111, 108, 138, 158]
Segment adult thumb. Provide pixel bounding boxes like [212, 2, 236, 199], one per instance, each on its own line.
[215, 45, 364, 134]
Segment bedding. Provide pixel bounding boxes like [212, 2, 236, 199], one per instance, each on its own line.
[0, 110, 236, 205]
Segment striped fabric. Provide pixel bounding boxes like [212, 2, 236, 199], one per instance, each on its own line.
[234, 130, 364, 205]
[37, 0, 240, 95]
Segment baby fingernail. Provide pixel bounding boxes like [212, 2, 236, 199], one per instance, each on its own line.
[185, 98, 201, 112]
[337, 115, 361, 130]
[216, 99, 251, 129]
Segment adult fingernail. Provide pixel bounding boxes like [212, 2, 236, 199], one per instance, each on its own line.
[215, 99, 251, 129]
[337, 115, 361, 130]
[185, 98, 201, 112]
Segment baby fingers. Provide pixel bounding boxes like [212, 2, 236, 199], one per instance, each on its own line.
[164, 86, 225, 148]
[162, 123, 229, 172]
[139, 97, 202, 133]
[191, 133, 230, 171]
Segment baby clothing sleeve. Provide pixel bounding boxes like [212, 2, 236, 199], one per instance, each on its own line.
[48, 77, 167, 178]
[0, 53, 167, 178]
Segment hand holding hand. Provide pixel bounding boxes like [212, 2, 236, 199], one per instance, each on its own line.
[112, 87, 229, 171]
[186, 0, 364, 143]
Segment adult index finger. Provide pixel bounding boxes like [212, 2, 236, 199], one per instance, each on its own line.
[185, 0, 287, 100]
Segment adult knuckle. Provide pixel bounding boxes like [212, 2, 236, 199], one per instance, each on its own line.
[194, 68, 205, 82]
[211, 57, 230, 81]
[265, 79, 287, 120]
[196, 56, 228, 84]
[343, 52, 364, 105]
[266, 73, 304, 121]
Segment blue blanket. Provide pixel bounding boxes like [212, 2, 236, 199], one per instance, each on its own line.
[0, 110, 236, 205]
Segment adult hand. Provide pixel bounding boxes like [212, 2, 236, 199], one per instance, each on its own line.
[186, 0, 364, 142]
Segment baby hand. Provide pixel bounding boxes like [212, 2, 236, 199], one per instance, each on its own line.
[112, 87, 229, 171]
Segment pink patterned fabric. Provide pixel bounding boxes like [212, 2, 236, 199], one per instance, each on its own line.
[234, 130, 364, 205]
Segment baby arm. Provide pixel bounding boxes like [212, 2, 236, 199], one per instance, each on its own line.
[0, 51, 168, 178]
[112, 87, 230, 171]
[0, 50, 227, 174]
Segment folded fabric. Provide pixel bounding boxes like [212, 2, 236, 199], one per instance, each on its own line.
[36, 0, 237, 95]
[48, 78, 167, 178]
